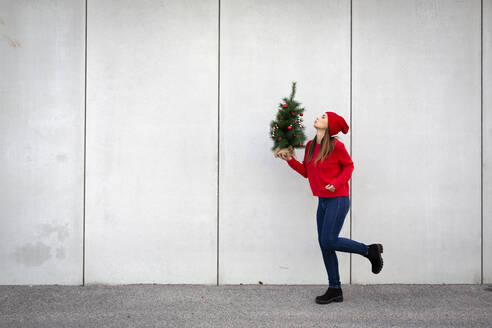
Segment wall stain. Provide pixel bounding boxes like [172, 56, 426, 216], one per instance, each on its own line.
[56, 153, 68, 162]
[36, 222, 70, 242]
[11, 222, 70, 266]
[13, 241, 51, 266]
[415, 0, 439, 21]
[2, 34, 21, 47]
[56, 247, 66, 259]
[0, 18, 4, 25]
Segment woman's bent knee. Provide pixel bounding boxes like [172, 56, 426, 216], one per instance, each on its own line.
[320, 238, 337, 250]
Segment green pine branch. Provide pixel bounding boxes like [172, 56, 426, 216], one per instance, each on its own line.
[270, 81, 307, 152]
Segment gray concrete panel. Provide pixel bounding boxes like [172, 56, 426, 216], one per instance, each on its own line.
[0, 1, 85, 284]
[352, 0, 482, 284]
[85, 0, 219, 284]
[484, 0, 492, 284]
[219, 0, 351, 284]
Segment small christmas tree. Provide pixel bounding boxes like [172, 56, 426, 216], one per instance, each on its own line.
[270, 81, 307, 158]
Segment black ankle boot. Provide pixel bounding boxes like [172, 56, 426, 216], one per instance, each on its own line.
[315, 287, 343, 304]
[363, 243, 384, 274]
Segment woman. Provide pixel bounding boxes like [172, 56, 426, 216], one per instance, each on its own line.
[280, 111, 384, 305]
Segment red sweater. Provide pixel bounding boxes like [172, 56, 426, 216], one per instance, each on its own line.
[287, 139, 354, 197]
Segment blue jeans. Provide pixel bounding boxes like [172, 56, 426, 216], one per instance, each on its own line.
[316, 196, 369, 289]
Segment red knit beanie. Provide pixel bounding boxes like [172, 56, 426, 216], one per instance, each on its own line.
[325, 111, 349, 136]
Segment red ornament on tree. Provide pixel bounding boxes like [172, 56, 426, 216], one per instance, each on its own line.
[270, 82, 306, 158]
[300, 113, 303, 116]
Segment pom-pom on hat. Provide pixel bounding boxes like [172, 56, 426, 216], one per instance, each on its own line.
[325, 111, 349, 136]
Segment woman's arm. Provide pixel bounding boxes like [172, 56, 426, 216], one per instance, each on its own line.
[330, 142, 354, 190]
[286, 141, 310, 178]
[287, 157, 308, 178]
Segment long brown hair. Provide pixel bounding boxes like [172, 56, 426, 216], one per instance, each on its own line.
[306, 128, 339, 165]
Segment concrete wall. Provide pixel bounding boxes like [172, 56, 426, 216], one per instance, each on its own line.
[0, 0, 489, 285]
[219, 0, 351, 285]
[0, 0, 85, 284]
[85, 0, 218, 284]
[484, 0, 492, 285]
[352, 0, 482, 284]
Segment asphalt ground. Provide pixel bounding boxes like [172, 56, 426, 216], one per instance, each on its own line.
[1, 284, 491, 327]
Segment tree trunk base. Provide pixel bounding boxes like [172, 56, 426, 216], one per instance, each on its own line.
[273, 145, 294, 158]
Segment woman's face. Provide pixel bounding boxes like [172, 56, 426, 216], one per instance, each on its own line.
[314, 112, 328, 130]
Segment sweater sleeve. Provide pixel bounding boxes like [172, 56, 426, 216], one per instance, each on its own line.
[286, 141, 310, 179]
[331, 142, 354, 191]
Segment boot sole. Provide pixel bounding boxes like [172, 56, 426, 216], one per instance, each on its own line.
[315, 296, 343, 304]
[373, 243, 383, 274]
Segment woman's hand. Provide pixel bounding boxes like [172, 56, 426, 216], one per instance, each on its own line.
[279, 153, 293, 161]
[325, 184, 336, 192]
